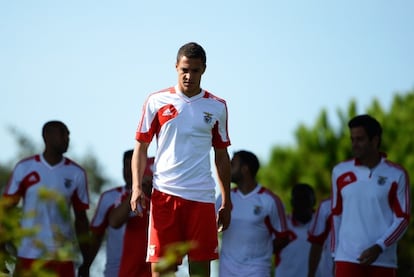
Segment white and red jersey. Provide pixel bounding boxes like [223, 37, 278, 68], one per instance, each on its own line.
[331, 156, 410, 268]
[275, 214, 313, 277]
[90, 186, 127, 277]
[308, 198, 334, 277]
[136, 86, 231, 203]
[216, 185, 289, 277]
[3, 154, 89, 260]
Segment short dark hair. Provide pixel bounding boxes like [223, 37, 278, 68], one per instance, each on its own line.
[291, 183, 316, 207]
[123, 150, 134, 163]
[234, 150, 260, 177]
[176, 42, 206, 65]
[42, 120, 68, 140]
[348, 114, 382, 146]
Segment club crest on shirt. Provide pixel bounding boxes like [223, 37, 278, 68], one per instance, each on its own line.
[203, 112, 213, 124]
[377, 176, 387, 185]
[64, 178, 73, 188]
[148, 245, 156, 256]
[253, 205, 262, 215]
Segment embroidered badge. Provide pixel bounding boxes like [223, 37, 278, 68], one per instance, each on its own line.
[64, 178, 73, 188]
[203, 112, 213, 124]
[253, 205, 262, 215]
[377, 176, 387, 185]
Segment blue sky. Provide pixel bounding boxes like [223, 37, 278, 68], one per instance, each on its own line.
[1, 0, 413, 184]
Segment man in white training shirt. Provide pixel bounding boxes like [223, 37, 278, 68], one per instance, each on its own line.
[129, 42, 232, 277]
[88, 150, 134, 276]
[307, 198, 334, 277]
[217, 150, 290, 277]
[1, 120, 90, 277]
[274, 183, 316, 277]
[331, 114, 410, 277]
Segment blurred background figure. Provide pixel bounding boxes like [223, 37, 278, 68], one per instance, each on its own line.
[307, 198, 334, 277]
[109, 156, 154, 277]
[1, 120, 90, 277]
[274, 183, 316, 277]
[217, 150, 290, 277]
[331, 114, 410, 277]
[88, 150, 134, 276]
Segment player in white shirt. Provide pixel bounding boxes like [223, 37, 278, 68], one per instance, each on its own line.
[90, 187, 126, 276]
[275, 183, 316, 277]
[217, 150, 290, 277]
[307, 198, 334, 277]
[331, 114, 410, 277]
[129, 42, 232, 276]
[1, 121, 90, 277]
[88, 150, 134, 277]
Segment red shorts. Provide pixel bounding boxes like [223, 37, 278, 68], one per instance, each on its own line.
[14, 257, 75, 277]
[335, 261, 396, 277]
[147, 189, 219, 263]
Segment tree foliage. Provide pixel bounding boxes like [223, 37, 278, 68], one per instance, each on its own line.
[260, 89, 414, 276]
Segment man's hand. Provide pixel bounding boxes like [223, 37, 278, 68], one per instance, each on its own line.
[77, 262, 90, 277]
[217, 204, 231, 232]
[130, 188, 146, 217]
[357, 244, 382, 265]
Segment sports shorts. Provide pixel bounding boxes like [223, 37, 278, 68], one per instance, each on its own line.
[14, 257, 75, 277]
[335, 261, 396, 277]
[147, 189, 219, 263]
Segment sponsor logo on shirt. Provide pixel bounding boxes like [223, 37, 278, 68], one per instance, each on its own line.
[162, 108, 174, 116]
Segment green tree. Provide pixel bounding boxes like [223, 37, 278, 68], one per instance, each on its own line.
[260, 89, 414, 276]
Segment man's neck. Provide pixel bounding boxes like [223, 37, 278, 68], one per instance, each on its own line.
[238, 181, 258, 195]
[43, 151, 63, 166]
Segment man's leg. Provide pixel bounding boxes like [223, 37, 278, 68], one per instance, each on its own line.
[189, 260, 210, 277]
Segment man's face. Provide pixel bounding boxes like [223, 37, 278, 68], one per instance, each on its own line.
[230, 155, 243, 183]
[350, 126, 377, 160]
[47, 125, 70, 154]
[176, 55, 206, 97]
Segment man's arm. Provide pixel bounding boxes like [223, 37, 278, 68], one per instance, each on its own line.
[214, 147, 232, 231]
[359, 168, 410, 265]
[308, 243, 323, 277]
[74, 209, 91, 277]
[109, 195, 131, 228]
[130, 141, 149, 215]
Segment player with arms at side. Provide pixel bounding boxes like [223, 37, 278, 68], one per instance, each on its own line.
[129, 42, 232, 277]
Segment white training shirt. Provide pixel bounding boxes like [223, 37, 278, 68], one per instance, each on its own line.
[3, 154, 89, 260]
[308, 198, 334, 277]
[90, 186, 127, 277]
[216, 185, 289, 277]
[136, 86, 231, 203]
[331, 156, 410, 268]
[275, 214, 313, 277]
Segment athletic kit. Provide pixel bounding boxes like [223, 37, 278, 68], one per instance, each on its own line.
[308, 198, 334, 277]
[3, 154, 89, 267]
[90, 186, 127, 277]
[331, 156, 410, 269]
[136, 86, 231, 203]
[275, 214, 313, 277]
[135, 86, 231, 262]
[217, 185, 289, 277]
